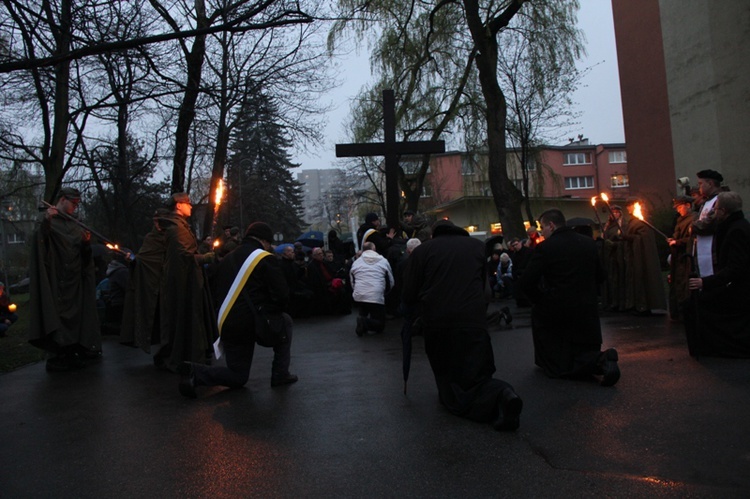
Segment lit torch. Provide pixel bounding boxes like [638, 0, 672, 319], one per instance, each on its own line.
[211, 178, 225, 237]
[600, 192, 622, 237]
[590, 196, 605, 233]
[632, 202, 670, 241]
[8, 303, 17, 313]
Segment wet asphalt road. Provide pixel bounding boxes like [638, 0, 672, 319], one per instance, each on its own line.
[1, 301, 749, 498]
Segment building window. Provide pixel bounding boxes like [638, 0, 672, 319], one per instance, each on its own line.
[608, 151, 627, 163]
[564, 176, 594, 190]
[563, 152, 591, 165]
[611, 174, 629, 188]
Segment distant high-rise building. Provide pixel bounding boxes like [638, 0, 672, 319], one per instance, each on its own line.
[297, 169, 340, 226]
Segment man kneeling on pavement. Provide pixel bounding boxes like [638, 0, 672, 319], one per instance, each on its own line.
[519, 208, 620, 386]
[178, 222, 297, 398]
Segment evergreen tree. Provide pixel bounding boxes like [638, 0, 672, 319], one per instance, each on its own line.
[226, 87, 305, 240]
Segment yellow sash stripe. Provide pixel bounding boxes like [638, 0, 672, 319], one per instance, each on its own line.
[217, 248, 272, 335]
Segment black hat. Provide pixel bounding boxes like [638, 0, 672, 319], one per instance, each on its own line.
[403, 210, 415, 216]
[696, 169, 723, 183]
[245, 222, 273, 242]
[58, 187, 81, 201]
[365, 212, 379, 224]
[168, 192, 191, 206]
[230, 226, 240, 236]
[673, 195, 693, 206]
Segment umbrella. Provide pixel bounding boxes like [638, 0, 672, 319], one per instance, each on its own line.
[296, 230, 325, 248]
[274, 243, 294, 254]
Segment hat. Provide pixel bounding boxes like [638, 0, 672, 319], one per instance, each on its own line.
[696, 169, 723, 183]
[230, 226, 240, 236]
[610, 205, 623, 211]
[58, 187, 81, 201]
[403, 210, 415, 217]
[168, 192, 190, 206]
[245, 222, 273, 242]
[673, 195, 693, 206]
[365, 212, 379, 224]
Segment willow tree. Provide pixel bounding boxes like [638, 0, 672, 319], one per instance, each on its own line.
[332, 0, 583, 238]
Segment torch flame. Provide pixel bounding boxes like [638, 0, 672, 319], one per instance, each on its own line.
[8, 303, 17, 313]
[591, 196, 598, 207]
[633, 202, 645, 221]
[600, 192, 610, 203]
[106, 243, 119, 251]
[214, 178, 224, 213]
[213, 239, 221, 248]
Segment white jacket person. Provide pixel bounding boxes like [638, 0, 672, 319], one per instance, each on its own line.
[350, 247, 395, 305]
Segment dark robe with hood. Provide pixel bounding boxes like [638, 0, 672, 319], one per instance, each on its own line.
[669, 211, 696, 319]
[402, 222, 513, 424]
[687, 210, 750, 357]
[519, 226, 606, 377]
[28, 214, 101, 353]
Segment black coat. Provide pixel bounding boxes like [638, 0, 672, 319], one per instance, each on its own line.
[695, 211, 750, 357]
[211, 238, 289, 345]
[402, 225, 488, 329]
[520, 226, 605, 345]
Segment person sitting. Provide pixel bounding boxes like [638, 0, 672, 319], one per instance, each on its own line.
[0, 282, 19, 338]
[305, 247, 350, 315]
[496, 252, 514, 299]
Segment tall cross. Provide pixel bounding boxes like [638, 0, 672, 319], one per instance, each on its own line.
[336, 89, 445, 230]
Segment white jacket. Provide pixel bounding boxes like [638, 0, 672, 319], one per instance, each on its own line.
[350, 250, 395, 305]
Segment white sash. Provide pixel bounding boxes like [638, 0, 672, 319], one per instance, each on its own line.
[213, 248, 271, 359]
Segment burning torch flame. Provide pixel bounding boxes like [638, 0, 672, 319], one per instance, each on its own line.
[600, 192, 610, 203]
[8, 303, 17, 313]
[591, 196, 598, 207]
[213, 239, 221, 248]
[214, 179, 224, 214]
[633, 202, 644, 221]
[106, 243, 119, 251]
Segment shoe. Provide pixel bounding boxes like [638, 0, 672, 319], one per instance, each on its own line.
[493, 388, 523, 431]
[356, 317, 366, 337]
[271, 373, 299, 387]
[178, 362, 197, 398]
[600, 348, 621, 387]
[501, 306, 512, 325]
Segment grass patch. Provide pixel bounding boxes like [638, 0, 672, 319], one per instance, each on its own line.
[1, 294, 46, 373]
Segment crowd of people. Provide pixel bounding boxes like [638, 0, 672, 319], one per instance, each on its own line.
[21, 167, 750, 433]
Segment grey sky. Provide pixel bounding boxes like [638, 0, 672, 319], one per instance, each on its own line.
[293, 1, 624, 169]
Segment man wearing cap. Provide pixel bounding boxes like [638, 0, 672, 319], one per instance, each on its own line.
[400, 210, 430, 242]
[403, 220, 523, 431]
[28, 187, 102, 371]
[693, 169, 724, 278]
[155, 192, 215, 371]
[178, 221, 297, 397]
[356, 212, 394, 256]
[667, 195, 697, 321]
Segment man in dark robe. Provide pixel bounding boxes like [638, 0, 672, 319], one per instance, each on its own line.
[120, 209, 171, 348]
[155, 193, 215, 372]
[623, 199, 667, 316]
[402, 220, 523, 431]
[28, 187, 102, 371]
[519, 209, 620, 386]
[602, 205, 628, 311]
[667, 196, 696, 321]
[687, 191, 750, 357]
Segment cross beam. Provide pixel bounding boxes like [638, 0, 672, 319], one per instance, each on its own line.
[336, 89, 445, 230]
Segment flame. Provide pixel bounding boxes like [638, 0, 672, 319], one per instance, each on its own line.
[8, 303, 17, 313]
[633, 202, 644, 221]
[106, 243, 119, 251]
[214, 178, 224, 213]
[600, 192, 610, 203]
[591, 196, 598, 207]
[213, 239, 221, 248]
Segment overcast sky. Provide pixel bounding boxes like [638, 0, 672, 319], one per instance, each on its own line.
[292, 1, 624, 170]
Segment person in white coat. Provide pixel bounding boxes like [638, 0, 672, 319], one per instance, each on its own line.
[350, 242, 395, 336]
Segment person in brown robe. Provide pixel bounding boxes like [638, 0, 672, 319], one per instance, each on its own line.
[28, 187, 102, 372]
[667, 196, 696, 321]
[623, 199, 668, 316]
[153, 193, 215, 372]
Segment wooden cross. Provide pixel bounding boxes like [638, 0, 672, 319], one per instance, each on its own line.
[336, 89, 445, 230]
